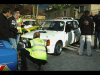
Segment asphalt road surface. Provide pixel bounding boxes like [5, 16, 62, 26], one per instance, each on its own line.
[19, 35, 100, 71]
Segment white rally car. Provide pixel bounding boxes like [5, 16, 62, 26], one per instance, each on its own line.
[21, 19, 81, 55]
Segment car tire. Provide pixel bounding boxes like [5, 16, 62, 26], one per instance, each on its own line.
[54, 41, 62, 55]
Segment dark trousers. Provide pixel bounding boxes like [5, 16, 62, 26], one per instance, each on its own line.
[94, 32, 100, 49]
[21, 48, 47, 68]
[94, 31, 98, 47]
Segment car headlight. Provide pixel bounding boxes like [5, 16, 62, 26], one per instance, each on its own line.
[22, 38, 29, 43]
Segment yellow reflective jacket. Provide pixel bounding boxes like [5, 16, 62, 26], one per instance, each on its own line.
[16, 18, 23, 33]
[16, 18, 23, 25]
[26, 38, 47, 61]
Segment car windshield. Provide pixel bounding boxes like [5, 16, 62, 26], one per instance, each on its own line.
[40, 21, 65, 31]
[23, 21, 40, 26]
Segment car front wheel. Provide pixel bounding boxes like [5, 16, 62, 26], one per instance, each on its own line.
[54, 41, 62, 55]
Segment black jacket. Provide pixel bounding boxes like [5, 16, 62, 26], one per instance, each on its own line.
[0, 13, 9, 41]
[92, 15, 100, 32]
[8, 16, 18, 39]
[79, 15, 94, 35]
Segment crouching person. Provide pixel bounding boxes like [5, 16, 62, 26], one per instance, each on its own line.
[21, 32, 47, 71]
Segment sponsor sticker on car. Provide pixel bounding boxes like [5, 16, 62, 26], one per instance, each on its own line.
[0, 65, 10, 71]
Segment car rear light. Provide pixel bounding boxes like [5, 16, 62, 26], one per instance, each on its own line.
[47, 40, 50, 46]
[18, 53, 20, 59]
[17, 52, 20, 59]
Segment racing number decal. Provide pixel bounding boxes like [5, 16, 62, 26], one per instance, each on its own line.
[0, 65, 5, 71]
[2, 65, 10, 71]
[0, 65, 10, 71]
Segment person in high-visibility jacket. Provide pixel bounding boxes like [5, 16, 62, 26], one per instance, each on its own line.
[16, 11, 23, 45]
[16, 17, 23, 26]
[21, 32, 47, 71]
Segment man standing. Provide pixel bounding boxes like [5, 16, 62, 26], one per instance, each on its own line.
[80, 13, 87, 51]
[92, 13, 100, 52]
[0, 8, 10, 41]
[21, 32, 47, 71]
[96, 16, 100, 52]
[8, 9, 20, 50]
[91, 13, 100, 49]
[16, 8, 23, 44]
[78, 10, 94, 56]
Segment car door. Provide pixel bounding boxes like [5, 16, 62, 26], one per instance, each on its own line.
[64, 21, 75, 46]
[72, 20, 81, 42]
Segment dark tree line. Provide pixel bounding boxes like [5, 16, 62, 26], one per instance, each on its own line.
[0, 4, 33, 15]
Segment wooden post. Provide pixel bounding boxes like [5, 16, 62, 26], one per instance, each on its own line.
[32, 4, 35, 19]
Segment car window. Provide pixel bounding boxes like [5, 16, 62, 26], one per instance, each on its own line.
[23, 21, 40, 26]
[68, 18, 72, 20]
[65, 21, 73, 32]
[72, 21, 78, 29]
[43, 21, 51, 27]
[63, 18, 68, 19]
[41, 21, 65, 31]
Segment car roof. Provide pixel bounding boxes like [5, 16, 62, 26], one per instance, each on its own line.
[23, 19, 36, 21]
[45, 19, 76, 22]
[57, 17, 73, 18]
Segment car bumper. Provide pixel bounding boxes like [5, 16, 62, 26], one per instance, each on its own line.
[47, 45, 55, 54]
[20, 42, 55, 54]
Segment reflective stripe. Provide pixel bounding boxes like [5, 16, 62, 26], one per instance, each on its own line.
[32, 40, 45, 47]
[32, 44, 45, 47]
[17, 26, 21, 27]
[32, 49, 46, 52]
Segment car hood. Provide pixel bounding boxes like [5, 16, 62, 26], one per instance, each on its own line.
[21, 30, 63, 40]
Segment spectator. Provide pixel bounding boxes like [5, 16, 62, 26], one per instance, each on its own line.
[8, 9, 19, 50]
[15, 8, 23, 45]
[78, 10, 94, 56]
[91, 13, 100, 50]
[0, 7, 10, 41]
[92, 13, 100, 52]
[80, 13, 87, 51]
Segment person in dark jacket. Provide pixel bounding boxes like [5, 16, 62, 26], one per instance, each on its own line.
[8, 10, 20, 50]
[78, 10, 94, 56]
[91, 13, 100, 49]
[0, 8, 10, 41]
[80, 13, 87, 51]
[96, 15, 100, 52]
[92, 13, 100, 52]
